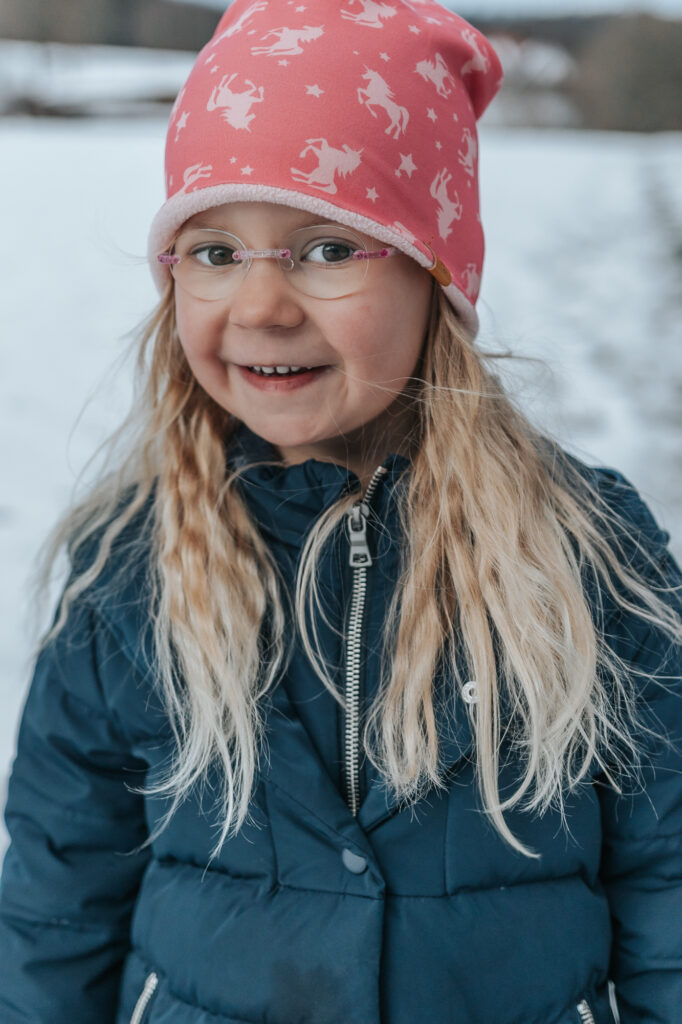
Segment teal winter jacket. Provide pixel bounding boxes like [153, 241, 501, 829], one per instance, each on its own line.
[1, 422, 681, 1024]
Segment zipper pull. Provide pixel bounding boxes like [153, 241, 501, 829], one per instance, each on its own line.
[576, 999, 596, 1024]
[130, 971, 159, 1024]
[347, 501, 372, 567]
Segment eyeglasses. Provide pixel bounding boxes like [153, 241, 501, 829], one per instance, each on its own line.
[157, 223, 399, 301]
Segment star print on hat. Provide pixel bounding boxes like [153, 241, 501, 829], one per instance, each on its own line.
[147, 0, 504, 338]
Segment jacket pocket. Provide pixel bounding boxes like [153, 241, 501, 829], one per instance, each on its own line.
[130, 970, 159, 1024]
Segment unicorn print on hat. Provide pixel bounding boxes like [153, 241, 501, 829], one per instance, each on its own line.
[462, 262, 481, 298]
[341, 1, 399, 29]
[415, 53, 457, 98]
[250, 24, 324, 57]
[207, 74, 264, 130]
[358, 68, 409, 138]
[430, 169, 463, 239]
[457, 128, 477, 177]
[291, 139, 364, 195]
[460, 27, 491, 74]
[176, 163, 213, 196]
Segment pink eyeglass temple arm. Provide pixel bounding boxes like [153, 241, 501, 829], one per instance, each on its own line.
[157, 246, 398, 265]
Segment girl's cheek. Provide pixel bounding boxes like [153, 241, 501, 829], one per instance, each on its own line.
[174, 303, 196, 352]
[176, 306, 220, 359]
[332, 305, 387, 360]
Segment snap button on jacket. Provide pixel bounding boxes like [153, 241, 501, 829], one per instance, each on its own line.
[1, 422, 681, 1024]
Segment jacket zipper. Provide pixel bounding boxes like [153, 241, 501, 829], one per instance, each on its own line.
[576, 998, 596, 1024]
[130, 971, 159, 1024]
[345, 466, 600, 1021]
[344, 465, 388, 816]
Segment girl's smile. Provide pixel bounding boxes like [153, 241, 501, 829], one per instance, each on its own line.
[236, 364, 332, 390]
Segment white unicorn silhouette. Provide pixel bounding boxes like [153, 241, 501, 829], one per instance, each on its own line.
[462, 262, 480, 298]
[340, 0, 397, 28]
[251, 25, 324, 56]
[415, 52, 457, 98]
[207, 74, 264, 131]
[357, 68, 409, 139]
[170, 85, 187, 123]
[457, 128, 477, 177]
[290, 138, 363, 195]
[211, 1, 269, 43]
[176, 163, 213, 196]
[460, 28, 490, 75]
[430, 169, 463, 239]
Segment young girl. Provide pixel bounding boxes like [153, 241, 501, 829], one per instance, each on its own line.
[1, 2, 680, 1023]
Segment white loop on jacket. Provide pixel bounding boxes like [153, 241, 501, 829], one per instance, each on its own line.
[461, 680, 479, 705]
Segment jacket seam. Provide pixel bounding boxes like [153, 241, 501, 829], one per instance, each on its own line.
[151, 859, 379, 899]
[605, 829, 682, 843]
[443, 869, 585, 898]
[262, 784, 280, 884]
[155, 854, 274, 886]
[0, 906, 131, 935]
[7, 792, 143, 827]
[273, 881, 383, 900]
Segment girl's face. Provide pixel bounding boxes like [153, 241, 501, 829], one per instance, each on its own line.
[173, 201, 433, 476]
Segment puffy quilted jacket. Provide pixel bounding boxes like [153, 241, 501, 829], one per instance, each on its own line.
[1, 422, 681, 1024]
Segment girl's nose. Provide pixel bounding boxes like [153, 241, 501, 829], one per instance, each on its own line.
[228, 256, 304, 327]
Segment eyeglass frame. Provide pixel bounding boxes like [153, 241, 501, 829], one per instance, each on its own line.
[156, 224, 401, 299]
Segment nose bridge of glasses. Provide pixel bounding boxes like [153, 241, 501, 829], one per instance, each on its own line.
[237, 247, 296, 272]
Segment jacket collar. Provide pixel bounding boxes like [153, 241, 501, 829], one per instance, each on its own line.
[225, 419, 411, 549]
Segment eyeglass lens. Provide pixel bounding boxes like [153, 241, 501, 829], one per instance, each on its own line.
[168, 224, 371, 300]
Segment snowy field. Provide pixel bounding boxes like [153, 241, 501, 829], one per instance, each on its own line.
[1, 116, 681, 856]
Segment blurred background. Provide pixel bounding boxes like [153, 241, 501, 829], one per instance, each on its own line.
[1, 0, 681, 856]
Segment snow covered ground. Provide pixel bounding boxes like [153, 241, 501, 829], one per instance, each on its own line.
[1, 116, 681, 857]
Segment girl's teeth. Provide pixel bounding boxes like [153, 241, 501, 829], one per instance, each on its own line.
[249, 365, 316, 375]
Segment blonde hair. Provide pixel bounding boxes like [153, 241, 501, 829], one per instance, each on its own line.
[27, 278, 682, 861]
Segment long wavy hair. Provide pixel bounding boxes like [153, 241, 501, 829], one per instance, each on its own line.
[26, 274, 682, 860]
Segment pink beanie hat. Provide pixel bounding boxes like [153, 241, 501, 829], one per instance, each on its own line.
[147, 0, 504, 338]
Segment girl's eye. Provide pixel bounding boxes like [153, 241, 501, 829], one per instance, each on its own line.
[190, 244, 237, 268]
[301, 240, 357, 266]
